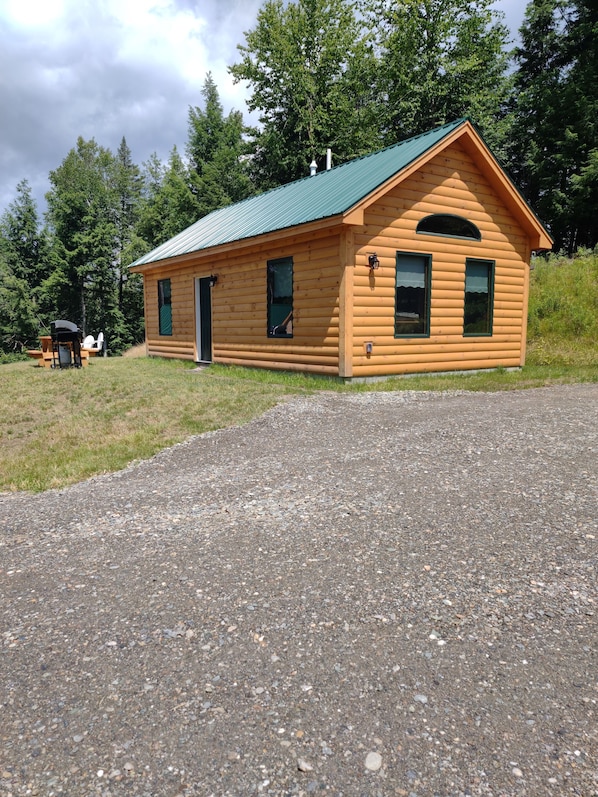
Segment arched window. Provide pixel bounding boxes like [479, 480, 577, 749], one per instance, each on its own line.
[416, 214, 481, 241]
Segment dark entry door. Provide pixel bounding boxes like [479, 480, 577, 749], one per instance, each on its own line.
[195, 277, 213, 362]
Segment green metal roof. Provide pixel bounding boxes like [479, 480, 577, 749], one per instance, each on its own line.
[131, 119, 466, 267]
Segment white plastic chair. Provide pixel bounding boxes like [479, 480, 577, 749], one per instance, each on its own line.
[82, 332, 104, 354]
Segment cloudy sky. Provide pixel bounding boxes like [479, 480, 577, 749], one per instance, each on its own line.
[0, 0, 527, 216]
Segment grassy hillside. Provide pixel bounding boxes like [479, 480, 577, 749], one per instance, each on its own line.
[527, 249, 598, 366]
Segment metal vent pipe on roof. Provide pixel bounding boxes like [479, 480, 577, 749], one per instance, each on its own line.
[326, 148, 332, 170]
[309, 159, 317, 177]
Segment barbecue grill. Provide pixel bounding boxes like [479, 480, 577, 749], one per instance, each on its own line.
[50, 320, 83, 368]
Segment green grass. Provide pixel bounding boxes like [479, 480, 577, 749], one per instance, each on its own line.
[2, 354, 596, 493]
[527, 249, 598, 366]
[0, 358, 309, 493]
[2, 250, 596, 493]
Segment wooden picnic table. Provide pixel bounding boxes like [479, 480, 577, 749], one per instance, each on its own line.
[26, 336, 98, 368]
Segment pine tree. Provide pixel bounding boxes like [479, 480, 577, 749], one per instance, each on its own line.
[137, 147, 200, 249]
[0, 180, 50, 351]
[113, 138, 145, 348]
[0, 258, 40, 352]
[511, 0, 598, 252]
[45, 138, 120, 341]
[0, 180, 49, 287]
[187, 74, 255, 216]
[563, 0, 598, 249]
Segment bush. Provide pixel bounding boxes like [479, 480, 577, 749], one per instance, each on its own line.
[0, 351, 28, 365]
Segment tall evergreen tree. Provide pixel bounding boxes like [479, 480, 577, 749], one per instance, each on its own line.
[0, 180, 50, 351]
[0, 180, 49, 287]
[187, 74, 255, 216]
[45, 138, 120, 341]
[187, 73, 229, 169]
[0, 258, 40, 352]
[37, 137, 146, 351]
[562, 0, 598, 250]
[113, 137, 146, 348]
[509, 0, 568, 247]
[230, 0, 380, 188]
[137, 147, 200, 249]
[511, 0, 598, 252]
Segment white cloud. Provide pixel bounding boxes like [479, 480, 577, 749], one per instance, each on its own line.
[0, 0, 262, 212]
[113, 0, 207, 81]
[0, 0, 525, 215]
[2, 0, 67, 27]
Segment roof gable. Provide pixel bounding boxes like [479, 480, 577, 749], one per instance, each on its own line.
[131, 119, 552, 268]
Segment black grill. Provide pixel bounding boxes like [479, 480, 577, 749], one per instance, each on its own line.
[50, 320, 82, 368]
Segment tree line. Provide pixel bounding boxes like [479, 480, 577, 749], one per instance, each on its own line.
[1, 0, 595, 355]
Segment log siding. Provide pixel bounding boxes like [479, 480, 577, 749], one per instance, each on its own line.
[350, 141, 531, 376]
[143, 228, 342, 372]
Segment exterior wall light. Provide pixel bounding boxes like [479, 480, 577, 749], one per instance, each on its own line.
[209, 274, 218, 287]
[368, 253, 380, 270]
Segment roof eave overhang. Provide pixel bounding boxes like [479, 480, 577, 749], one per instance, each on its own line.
[342, 119, 553, 251]
[129, 213, 347, 274]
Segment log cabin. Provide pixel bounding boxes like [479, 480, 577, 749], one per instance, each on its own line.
[130, 119, 553, 379]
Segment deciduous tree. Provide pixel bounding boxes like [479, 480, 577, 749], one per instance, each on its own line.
[230, 0, 380, 188]
[366, 0, 511, 153]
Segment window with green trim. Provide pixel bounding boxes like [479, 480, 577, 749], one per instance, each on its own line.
[158, 278, 172, 336]
[417, 214, 481, 241]
[395, 252, 431, 337]
[463, 259, 494, 335]
[267, 257, 293, 337]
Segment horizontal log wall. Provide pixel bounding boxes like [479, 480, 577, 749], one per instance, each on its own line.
[144, 228, 342, 373]
[144, 271, 195, 360]
[141, 138, 535, 377]
[350, 140, 531, 376]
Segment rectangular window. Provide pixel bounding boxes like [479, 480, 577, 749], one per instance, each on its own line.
[463, 259, 494, 335]
[267, 257, 293, 337]
[395, 252, 431, 336]
[158, 278, 172, 336]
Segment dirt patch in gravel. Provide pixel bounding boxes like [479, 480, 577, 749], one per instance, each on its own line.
[1, 385, 596, 796]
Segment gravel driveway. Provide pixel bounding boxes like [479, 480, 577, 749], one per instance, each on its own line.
[1, 384, 596, 797]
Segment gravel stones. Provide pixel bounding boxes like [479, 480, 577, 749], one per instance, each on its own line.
[0, 384, 597, 795]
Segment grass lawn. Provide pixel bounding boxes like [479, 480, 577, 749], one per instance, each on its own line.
[1, 352, 597, 493]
